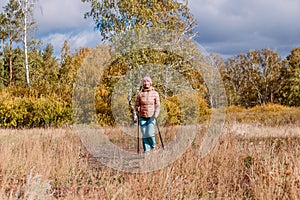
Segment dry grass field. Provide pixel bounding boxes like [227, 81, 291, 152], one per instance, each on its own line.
[0, 121, 299, 199]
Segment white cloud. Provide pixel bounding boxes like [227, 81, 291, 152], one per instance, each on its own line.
[35, 0, 102, 56]
[41, 30, 101, 57]
[69, 31, 101, 50]
[34, 0, 94, 34]
[1, 0, 300, 58]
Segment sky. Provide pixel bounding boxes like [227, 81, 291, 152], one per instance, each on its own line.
[1, 0, 300, 59]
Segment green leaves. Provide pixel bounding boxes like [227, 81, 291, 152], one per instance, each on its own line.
[285, 47, 300, 106]
[82, 0, 197, 41]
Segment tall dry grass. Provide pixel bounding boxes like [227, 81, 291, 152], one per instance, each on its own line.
[0, 123, 299, 199]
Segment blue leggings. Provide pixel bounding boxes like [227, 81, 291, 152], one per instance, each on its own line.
[139, 117, 156, 152]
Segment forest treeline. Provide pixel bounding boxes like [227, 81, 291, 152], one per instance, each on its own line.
[0, 0, 299, 128]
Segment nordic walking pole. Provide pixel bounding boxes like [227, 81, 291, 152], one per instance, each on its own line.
[155, 119, 164, 150]
[137, 111, 140, 154]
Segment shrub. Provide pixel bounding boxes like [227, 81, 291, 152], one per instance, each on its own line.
[162, 92, 210, 125]
[0, 91, 72, 128]
[226, 103, 300, 126]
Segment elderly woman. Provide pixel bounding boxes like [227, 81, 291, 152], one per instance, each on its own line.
[135, 76, 160, 153]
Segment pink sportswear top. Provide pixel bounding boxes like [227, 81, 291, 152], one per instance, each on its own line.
[135, 87, 160, 118]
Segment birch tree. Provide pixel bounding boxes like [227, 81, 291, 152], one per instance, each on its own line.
[17, 0, 38, 89]
[82, 0, 196, 41]
[223, 49, 284, 107]
[82, 0, 199, 123]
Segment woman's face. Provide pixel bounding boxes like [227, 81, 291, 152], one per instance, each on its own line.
[143, 80, 151, 89]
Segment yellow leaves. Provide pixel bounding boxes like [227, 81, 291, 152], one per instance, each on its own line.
[83, 0, 196, 40]
[250, 103, 291, 113]
[226, 104, 300, 126]
[0, 95, 72, 128]
[161, 92, 210, 125]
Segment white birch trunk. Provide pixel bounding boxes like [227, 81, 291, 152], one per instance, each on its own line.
[24, 0, 30, 88]
[18, 0, 31, 89]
